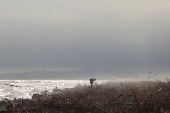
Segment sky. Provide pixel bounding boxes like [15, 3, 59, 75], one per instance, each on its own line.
[0, 0, 170, 76]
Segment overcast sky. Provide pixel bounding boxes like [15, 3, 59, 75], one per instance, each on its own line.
[0, 0, 170, 76]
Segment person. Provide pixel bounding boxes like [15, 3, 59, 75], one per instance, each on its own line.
[90, 78, 96, 87]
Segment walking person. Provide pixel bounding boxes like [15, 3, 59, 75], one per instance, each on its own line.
[90, 78, 96, 87]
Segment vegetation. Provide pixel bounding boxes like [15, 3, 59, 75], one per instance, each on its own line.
[0, 79, 170, 113]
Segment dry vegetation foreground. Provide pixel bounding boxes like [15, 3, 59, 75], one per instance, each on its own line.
[0, 79, 170, 113]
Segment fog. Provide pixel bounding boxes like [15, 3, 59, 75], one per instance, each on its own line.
[0, 0, 170, 77]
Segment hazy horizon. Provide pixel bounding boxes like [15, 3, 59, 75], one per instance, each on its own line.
[1, 0, 170, 78]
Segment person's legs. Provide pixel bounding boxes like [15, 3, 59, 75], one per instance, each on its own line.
[90, 82, 92, 86]
[90, 82, 93, 87]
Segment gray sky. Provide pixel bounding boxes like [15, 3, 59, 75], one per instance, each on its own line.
[0, 0, 170, 76]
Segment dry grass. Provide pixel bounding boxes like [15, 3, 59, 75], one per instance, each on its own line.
[0, 80, 170, 113]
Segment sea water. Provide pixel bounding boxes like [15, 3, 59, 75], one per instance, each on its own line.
[0, 80, 109, 100]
